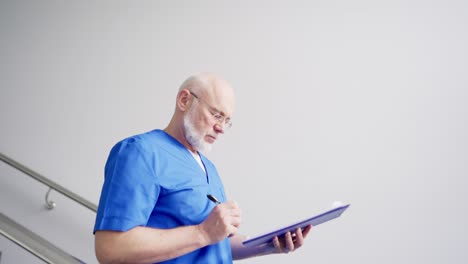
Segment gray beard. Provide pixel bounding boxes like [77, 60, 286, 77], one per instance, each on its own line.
[183, 109, 212, 153]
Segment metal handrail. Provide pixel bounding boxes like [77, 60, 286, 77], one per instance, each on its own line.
[0, 212, 85, 264]
[0, 152, 97, 212]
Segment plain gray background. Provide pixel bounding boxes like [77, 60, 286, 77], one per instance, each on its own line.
[1, 0, 467, 263]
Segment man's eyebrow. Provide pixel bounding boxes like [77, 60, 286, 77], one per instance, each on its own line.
[210, 105, 228, 117]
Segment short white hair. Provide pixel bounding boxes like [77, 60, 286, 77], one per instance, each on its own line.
[178, 73, 212, 94]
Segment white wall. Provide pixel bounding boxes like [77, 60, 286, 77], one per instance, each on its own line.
[1, 1, 467, 263]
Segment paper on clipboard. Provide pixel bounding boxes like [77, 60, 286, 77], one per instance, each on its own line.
[242, 204, 350, 247]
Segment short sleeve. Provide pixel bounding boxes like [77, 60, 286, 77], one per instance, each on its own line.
[94, 138, 160, 233]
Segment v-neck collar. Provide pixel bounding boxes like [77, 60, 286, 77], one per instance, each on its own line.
[157, 129, 210, 183]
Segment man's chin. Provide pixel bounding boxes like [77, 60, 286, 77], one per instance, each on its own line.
[198, 142, 213, 153]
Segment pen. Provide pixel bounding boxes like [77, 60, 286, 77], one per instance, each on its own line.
[207, 194, 221, 204]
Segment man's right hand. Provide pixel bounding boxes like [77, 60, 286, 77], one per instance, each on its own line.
[198, 201, 242, 244]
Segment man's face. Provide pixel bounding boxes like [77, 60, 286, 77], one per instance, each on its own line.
[183, 90, 234, 153]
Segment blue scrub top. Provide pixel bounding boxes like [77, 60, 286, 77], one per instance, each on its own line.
[94, 129, 232, 263]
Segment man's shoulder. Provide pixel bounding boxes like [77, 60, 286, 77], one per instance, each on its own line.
[118, 129, 184, 153]
[112, 129, 162, 150]
[127, 129, 164, 142]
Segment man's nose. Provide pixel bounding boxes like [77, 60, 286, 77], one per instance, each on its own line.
[214, 122, 225, 134]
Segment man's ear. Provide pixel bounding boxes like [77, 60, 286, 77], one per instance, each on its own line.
[177, 89, 192, 112]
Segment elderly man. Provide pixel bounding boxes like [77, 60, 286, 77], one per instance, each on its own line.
[94, 72, 311, 263]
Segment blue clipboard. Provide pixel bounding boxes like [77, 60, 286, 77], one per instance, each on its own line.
[242, 204, 350, 247]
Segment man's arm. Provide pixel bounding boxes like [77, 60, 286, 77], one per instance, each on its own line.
[230, 225, 312, 260]
[95, 225, 207, 264]
[95, 201, 241, 264]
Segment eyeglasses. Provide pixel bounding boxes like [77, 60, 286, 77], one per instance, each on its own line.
[189, 91, 233, 129]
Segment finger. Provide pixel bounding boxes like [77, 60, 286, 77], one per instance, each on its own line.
[215, 208, 241, 224]
[225, 200, 239, 209]
[284, 231, 294, 252]
[230, 208, 242, 217]
[272, 236, 281, 251]
[229, 216, 242, 230]
[294, 228, 305, 247]
[227, 225, 238, 237]
[220, 202, 241, 217]
[302, 225, 312, 239]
